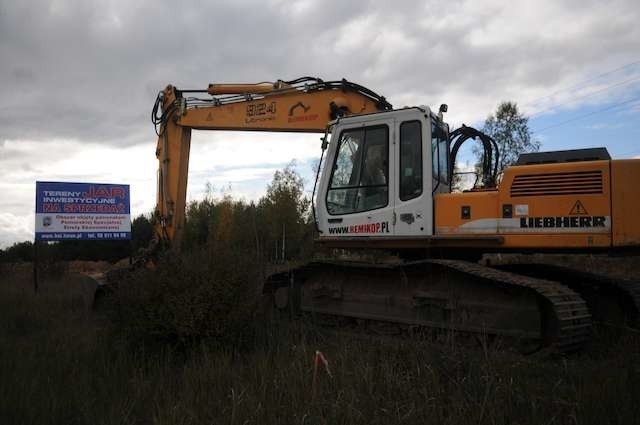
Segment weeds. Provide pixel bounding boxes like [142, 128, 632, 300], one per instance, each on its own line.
[1, 265, 639, 424]
[109, 248, 261, 349]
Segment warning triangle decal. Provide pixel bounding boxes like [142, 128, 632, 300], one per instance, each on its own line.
[570, 200, 588, 215]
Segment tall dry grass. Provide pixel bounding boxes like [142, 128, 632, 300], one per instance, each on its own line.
[1, 262, 639, 425]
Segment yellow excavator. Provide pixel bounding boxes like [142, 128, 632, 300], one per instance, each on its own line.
[151, 77, 640, 352]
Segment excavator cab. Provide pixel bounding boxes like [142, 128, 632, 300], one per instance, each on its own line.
[316, 107, 450, 238]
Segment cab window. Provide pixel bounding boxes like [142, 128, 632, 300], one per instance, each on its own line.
[431, 121, 449, 184]
[327, 125, 389, 215]
[399, 121, 422, 201]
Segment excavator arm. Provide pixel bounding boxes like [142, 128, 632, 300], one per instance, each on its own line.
[151, 77, 391, 249]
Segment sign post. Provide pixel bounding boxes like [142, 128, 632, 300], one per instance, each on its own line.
[33, 240, 38, 293]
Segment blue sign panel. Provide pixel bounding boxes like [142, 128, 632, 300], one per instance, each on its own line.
[35, 181, 131, 241]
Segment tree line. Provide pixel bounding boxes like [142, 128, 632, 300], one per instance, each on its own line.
[0, 163, 314, 264]
[0, 214, 154, 263]
[1, 101, 537, 263]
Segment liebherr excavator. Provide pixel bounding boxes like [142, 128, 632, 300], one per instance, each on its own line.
[151, 77, 640, 352]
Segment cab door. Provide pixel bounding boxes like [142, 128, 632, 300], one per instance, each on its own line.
[394, 111, 433, 236]
[319, 115, 396, 237]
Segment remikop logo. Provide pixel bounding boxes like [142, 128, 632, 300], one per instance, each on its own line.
[288, 101, 318, 123]
[288, 102, 311, 116]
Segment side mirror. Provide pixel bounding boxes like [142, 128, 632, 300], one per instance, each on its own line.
[438, 104, 448, 122]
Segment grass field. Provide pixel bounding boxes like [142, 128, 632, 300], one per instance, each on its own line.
[1, 263, 639, 425]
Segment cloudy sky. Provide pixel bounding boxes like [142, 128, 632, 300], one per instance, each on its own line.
[2, 0, 640, 247]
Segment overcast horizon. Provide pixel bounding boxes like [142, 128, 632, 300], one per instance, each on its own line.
[2, 0, 640, 248]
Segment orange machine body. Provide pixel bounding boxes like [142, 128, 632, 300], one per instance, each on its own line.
[435, 159, 640, 250]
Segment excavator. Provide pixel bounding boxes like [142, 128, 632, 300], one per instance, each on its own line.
[150, 76, 640, 353]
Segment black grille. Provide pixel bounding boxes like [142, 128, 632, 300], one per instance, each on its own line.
[510, 170, 603, 197]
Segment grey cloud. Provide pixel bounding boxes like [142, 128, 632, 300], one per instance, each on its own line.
[0, 0, 363, 145]
[1, 0, 639, 148]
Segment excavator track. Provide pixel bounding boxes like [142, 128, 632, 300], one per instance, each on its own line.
[604, 280, 640, 323]
[490, 260, 640, 327]
[428, 260, 592, 352]
[265, 259, 592, 353]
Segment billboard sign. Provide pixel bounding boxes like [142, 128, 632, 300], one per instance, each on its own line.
[35, 181, 131, 241]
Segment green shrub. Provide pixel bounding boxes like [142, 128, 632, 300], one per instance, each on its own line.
[106, 164, 316, 349]
[112, 248, 261, 348]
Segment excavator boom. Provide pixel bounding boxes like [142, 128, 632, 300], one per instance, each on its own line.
[152, 77, 391, 247]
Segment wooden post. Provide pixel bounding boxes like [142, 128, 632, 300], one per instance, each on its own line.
[33, 239, 38, 294]
[282, 223, 286, 262]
